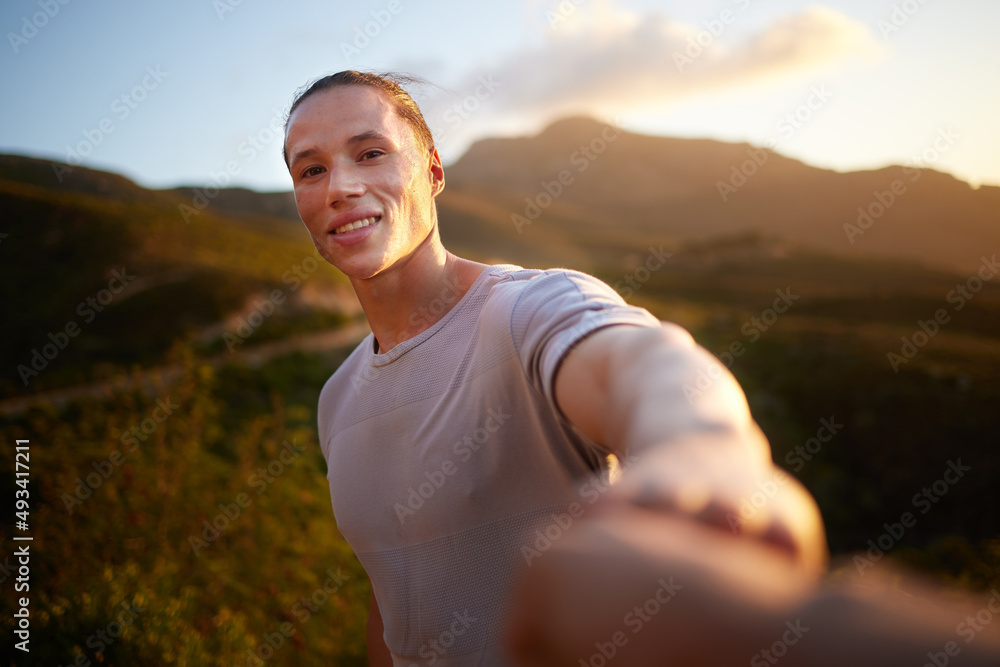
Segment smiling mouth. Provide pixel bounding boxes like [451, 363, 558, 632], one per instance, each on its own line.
[332, 215, 380, 235]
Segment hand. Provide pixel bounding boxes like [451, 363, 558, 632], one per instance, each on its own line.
[600, 437, 828, 579]
[505, 504, 1000, 667]
[504, 505, 818, 666]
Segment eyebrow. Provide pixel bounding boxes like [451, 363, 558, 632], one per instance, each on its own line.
[289, 130, 393, 167]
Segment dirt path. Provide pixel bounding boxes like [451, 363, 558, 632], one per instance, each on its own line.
[0, 322, 371, 416]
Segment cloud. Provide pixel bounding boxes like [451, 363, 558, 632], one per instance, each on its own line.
[417, 3, 880, 152]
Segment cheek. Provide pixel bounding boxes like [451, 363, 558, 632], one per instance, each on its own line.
[389, 168, 425, 214]
[295, 190, 323, 230]
[293, 188, 307, 213]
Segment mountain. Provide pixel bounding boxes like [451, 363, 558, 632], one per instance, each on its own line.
[438, 117, 999, 274]
[20, 117, 987, 275]
[166, 186, 301, 224]
[0, 153, 173, 204]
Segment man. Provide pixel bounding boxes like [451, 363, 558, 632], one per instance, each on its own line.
[282, 70, 827, 666]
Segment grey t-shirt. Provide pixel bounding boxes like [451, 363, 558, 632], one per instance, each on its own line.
[317, 264, 660, 666]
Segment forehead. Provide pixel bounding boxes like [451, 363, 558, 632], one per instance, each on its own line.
[285, 85, 415, 154]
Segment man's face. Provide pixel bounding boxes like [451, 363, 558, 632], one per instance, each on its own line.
[284, 85, 444, 280]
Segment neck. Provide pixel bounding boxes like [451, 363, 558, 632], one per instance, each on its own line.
[351, 230, 486, 353]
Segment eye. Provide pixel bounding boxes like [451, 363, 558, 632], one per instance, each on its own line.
[300, 165, 324, 179]
[360, 149, 384, 161]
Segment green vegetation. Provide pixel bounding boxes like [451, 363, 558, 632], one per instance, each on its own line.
[2, 154, 998, 665]
[1, 347, 369, 666]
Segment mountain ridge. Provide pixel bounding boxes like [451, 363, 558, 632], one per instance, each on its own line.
[2, 117, 996, 274]
[440, 117, 997, 274]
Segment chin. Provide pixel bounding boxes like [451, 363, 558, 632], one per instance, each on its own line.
[332, 255, 388, 281]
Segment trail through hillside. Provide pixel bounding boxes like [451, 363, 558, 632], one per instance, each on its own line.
[0, 322, 371, 416]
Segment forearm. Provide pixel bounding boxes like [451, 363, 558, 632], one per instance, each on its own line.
[555, 321, 829, 576]
[595, 323, 770, 465]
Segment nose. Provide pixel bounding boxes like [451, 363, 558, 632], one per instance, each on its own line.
[325, 163, 365, 207]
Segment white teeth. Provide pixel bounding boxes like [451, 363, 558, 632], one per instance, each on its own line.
[334, 216, 378, 235]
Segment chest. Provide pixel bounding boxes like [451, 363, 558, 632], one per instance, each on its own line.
[324, 357, 531, 549]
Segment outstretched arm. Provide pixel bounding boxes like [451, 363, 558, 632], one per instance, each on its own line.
[553, 322, 826, 573]
[555, 322, 768, 460]
[506, 322, 1000, 666]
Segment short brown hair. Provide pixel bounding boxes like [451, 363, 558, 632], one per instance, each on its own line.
[282, 70, 434, 166]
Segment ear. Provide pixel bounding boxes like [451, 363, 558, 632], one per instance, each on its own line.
[428, 146, 445, 198]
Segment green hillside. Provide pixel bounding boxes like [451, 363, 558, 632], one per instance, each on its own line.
[1, 148, 998, 665]
[0, 158, 354, 399]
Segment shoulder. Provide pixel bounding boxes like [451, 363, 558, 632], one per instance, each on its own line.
[488, 266, 612, 291]
[483, 267, 624, 316]
[483, 267, 647, 332]
[480, 266, 659, 360]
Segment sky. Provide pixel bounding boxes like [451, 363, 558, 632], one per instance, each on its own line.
[1, 0, 998, 192]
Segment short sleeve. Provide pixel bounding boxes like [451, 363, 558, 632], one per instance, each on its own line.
[507, 269, 661, 414]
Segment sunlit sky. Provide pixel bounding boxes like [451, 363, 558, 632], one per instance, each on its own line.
[2, 0, 998, 191]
